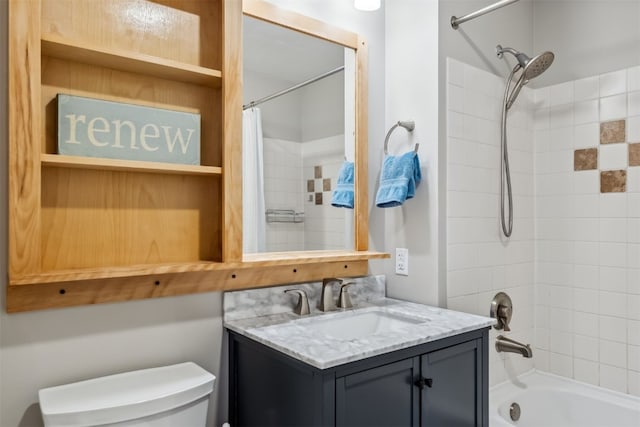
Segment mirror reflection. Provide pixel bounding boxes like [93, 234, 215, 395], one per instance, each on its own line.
[242, 15, 355, 253]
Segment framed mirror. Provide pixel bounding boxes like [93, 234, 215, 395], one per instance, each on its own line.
[242, 0, 368, 255]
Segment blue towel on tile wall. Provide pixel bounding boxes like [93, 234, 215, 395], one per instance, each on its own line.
[331, 161, 355, 209]
[375, 152, 422, 208]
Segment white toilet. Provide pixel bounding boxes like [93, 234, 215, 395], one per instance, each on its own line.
[38, 362, 216, 427]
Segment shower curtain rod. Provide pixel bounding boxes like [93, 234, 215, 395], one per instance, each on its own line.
[243, 65, 345, 110]
[451, 0, 520, 29]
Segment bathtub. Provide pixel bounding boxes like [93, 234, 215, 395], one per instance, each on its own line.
[490, 370, 640, 427]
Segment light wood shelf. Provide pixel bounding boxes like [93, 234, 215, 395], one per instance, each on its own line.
[41, 154, 222, 176]
[41, 34, 222, 87]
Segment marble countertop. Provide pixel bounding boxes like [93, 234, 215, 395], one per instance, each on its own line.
[224, 297, 495, 369]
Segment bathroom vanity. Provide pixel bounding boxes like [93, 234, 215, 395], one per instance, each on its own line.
[224, 279, 493, 427]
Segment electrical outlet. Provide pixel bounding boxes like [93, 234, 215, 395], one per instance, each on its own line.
[395, 248, 409, 276]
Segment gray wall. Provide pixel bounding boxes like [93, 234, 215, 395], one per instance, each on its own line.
[0, 1, 386, 426]
[533, 0, 640, 87]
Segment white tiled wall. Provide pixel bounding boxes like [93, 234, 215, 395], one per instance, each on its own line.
[263, 138, 305, 252]
[302, 135, 347, 250]
[533, 65, 640, 396]
[446, 58, 536, 387]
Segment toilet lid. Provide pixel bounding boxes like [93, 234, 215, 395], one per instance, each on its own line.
[38, 362, 215, 427]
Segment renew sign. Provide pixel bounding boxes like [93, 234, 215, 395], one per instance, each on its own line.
[57, 94, 201, 165]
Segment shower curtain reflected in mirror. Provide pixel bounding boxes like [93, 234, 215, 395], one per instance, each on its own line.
[242, 108, 266, 253]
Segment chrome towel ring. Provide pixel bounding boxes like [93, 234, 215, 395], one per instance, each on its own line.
[383, 120, 419, 155]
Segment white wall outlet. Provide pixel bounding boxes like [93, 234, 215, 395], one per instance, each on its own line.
[395, 248, 409, 276]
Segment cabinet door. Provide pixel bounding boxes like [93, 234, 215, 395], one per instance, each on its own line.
[336, 357, 420, 427]
[420, 339, 483, 427]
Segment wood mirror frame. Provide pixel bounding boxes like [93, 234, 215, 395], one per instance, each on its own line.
[241, 0, 370, 256]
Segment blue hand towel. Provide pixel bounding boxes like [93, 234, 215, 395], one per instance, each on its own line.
[331, 161, 355, 209]
[375, 152, 422, 208]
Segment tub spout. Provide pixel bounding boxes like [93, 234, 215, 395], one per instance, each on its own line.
[496, 335, 533, 358]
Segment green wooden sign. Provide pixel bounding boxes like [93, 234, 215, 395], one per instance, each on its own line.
[57, 94, 201, 165]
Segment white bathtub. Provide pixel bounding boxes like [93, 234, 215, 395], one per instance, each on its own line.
[490, 370, 640, 427]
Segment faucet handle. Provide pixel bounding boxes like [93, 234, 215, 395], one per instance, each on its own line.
[337, 282, 355, 309]
[284, 289, 310, 316]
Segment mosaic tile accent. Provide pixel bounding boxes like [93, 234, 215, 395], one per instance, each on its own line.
[307, 179, 315, 192]
[574, 148, 598, 171]
[630, 143, 640, 167]
[314, 166, 322, 179]
[600, 120, 626, 144]
[600, 170, 626, 193]
[315, 192, 323, 205]
[323, 178, 331, 191]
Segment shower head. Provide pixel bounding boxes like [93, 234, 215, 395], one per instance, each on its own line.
[496, 45, 554, 81]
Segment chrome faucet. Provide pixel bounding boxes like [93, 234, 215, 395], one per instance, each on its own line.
[319, 278, 342, 312]
[495, 335, 533, 358]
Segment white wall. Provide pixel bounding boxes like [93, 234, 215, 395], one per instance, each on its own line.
[383, 0, 441, 306]
[533, 0, 640, 88]
[0, 1, 387, 426]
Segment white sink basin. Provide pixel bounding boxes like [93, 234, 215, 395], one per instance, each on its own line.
[299, 309, 427, 341]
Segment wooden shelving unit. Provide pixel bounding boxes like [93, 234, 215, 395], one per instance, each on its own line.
[7, 0, 387, 313]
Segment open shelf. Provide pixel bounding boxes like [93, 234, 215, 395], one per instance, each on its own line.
[41, 154, 222, 176]
[41, 34, 222, 87]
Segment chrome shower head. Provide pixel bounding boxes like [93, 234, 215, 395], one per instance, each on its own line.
[496, 45, 554, 81]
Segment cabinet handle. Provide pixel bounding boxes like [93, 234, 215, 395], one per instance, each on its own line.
[414, 377, 433, 389]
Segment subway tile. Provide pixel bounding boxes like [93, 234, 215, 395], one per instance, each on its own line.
[574, 76, 600, 102]
[574, 218, 599, 241]
[630, 371, 640, 397]
[599, 218, 628, 243]
[600, 69, 627, 97]
[574, 335, 599, 362]
[630, 345, 640, 373]
[574, 359, 599, 385]
[447, 57, 465, 86]
[573, 288, 598, 313]
[629, 219, 640, 243]
[550, 330, 573, 356]
[600, 340, 627, 368]
[573, 148, 597, 171]
[629, 269, 640, 295]
[534, 108, 550, 130]
[599, 290, 627, 317]
[599, 315, 627, 343]
[550, 307, 574, 333]
[600, 94, 627, 122]
[534, 87, 550, 109]
[574, 311, 599, 337]
[574, 264, 599, 289]
[600, 144, 628, 170]
[628, 168, 640, 193]
[629, 66, 640, 92]
[629, 320, 640, 346]
[629, 116, 640, 141]
[600, 193, 628, 217]
[600, 170, 627, 193]
[628, 295, 640, 321]
[574, 123, 600, 149]
[573, 195, 599, 218]
[600, 364, 627, 393]
[574, 100, 599, 124]
[599, 266, 628, 293]
[600, 120, 626, 144]
[549, 353, 573, 378]
[629, 244, 640, 269]
[549, 105, 574, 129]
[630, 143, 640, 167]
[629, 91, 640, 117]
[447, 84, 464, 113]
[549, 81, 574, 106]
[574, 170, 600, 194]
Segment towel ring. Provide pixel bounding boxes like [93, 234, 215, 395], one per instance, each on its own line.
[384, 121, 419, 155]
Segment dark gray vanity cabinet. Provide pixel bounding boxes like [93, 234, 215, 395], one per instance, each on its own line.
[228, 328, 489, 427]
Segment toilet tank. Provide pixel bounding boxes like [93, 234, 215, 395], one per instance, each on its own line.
[38, 362, 215, 427]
